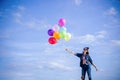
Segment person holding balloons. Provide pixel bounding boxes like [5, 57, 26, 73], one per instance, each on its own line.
[65, 47, 98, 80]
[47, 18, 71, 44]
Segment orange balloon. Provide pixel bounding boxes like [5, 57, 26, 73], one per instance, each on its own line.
[53, 32, 60, 40]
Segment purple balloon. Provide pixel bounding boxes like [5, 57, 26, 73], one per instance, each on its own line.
[48, 29, 54, 36]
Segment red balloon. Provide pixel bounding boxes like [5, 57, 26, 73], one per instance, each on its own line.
[48, 37, 57, 44]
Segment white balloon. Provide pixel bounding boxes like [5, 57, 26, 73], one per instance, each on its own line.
[52, 24, 60, 32]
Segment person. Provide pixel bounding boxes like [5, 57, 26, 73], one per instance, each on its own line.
[65, 47, 98, 80]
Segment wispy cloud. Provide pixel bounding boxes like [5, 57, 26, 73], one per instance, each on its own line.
[105, 7, 117, 16]
[49, 62, 73, 71]
[74, 0, 82, 6]
[25, 19, 51, 30]
[14, 14, 51, 30]
[72, 31, 107, 45]
[111, 40, 120, 46]
[13, 6, 51, 30]
[13, 12, 22, 18]
[103, 7, 119, 28]
[96, 31, 107, 38]
[18, 5, 25, 11]
[43, 44, 64, 54]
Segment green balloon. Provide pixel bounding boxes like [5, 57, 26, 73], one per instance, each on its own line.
[60, 31, 66, 38]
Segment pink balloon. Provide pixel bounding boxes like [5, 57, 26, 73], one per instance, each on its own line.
[58, 18, 66, 27]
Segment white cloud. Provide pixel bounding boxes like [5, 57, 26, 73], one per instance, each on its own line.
[12, 5, 51, 30]
[13, 12, 51, 30]
[24, 19, 51, 30]
[96, 31, 107, 38]
[13, 6, 25, 22]
[13, 9, 23, 24]
[18, 6, 25, 11]
[76, 34, 96, 43]
[111, 40, 120, 46]
[104, 7, 119, 28]
[74, 0, 82, 6]
[105, 7, 117, 16]
[44, 44, 63, 54]
[14, 18, 23, 24]
[72, 31, 107, 45]
[13, 12, 22, 18]
[49, 62, 73, 71]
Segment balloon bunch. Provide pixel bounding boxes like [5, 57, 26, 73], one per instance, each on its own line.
[47, 18, 71, 44]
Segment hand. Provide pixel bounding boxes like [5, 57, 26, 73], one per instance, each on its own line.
[65, 48, 69, 51]
[92, 64, 98, 71]
[95, 67, 98, 71]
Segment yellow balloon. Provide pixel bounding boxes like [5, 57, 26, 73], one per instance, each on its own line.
[64, 33, 71, 41]
[53, 32, 60, 40]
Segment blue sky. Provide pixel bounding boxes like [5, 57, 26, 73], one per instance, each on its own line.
[0, 0, 120, 80]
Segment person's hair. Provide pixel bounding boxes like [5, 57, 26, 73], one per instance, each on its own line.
[83, 47, 89, 50]
[83, 47, 89, 54]
[86, 52, 89, 54]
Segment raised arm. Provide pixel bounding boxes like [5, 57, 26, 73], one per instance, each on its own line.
[65, 48, 76, 55]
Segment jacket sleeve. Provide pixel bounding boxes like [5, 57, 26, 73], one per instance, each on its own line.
[75, 53, 82, 58]
[88, 55, 93, 64]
